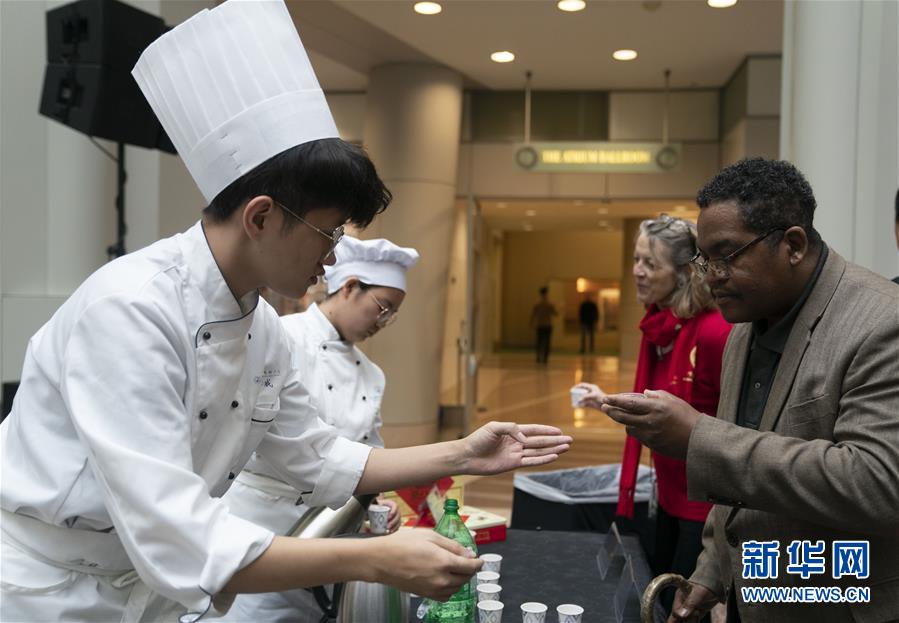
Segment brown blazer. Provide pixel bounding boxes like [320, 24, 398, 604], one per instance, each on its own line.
[685, 249, 899, 622]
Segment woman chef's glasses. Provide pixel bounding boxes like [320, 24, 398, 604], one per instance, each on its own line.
[276, 201, 345, 260]
[368, 293, 399, 328]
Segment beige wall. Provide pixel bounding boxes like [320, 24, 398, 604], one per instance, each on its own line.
[500, 230, 623, 349]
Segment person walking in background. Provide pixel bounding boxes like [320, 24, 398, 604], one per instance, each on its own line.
[577, 214, 731, 617]
[531, 286, 558, 364]
[578, 294, 599, 353]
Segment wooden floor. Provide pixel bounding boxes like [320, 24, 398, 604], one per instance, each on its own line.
[443, 352, 643, 520]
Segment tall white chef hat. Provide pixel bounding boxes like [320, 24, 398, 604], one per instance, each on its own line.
[132, 0, 338, 203]
[324, 237, 420, 294]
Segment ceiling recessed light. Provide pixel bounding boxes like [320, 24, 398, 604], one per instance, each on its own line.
[612, 49, 638, 61]
[497, 202, 507, 209]
[557, 0, 586, 12]
[523, 223, 534, 232]
[673, 205, 687, 212]
[491, 51, 515, 63]
[574, 199, 585, 206]
[525, 209, 537, 217]
[707, 0, 737, 7]
[598, 220, 609, 227]
[413, 2, 442, 15]
[597, 207, 608, 215]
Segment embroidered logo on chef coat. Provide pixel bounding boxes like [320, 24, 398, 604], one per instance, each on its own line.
[253, 368, 281, 388]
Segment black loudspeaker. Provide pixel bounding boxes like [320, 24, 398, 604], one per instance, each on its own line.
[39, 0, 175, 153]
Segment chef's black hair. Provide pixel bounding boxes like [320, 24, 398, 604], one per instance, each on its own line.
[324, 280, 373, 300]
[204, 138, 390, 230]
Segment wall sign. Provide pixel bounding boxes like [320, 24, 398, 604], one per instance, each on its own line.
[515, 142, 681, 173]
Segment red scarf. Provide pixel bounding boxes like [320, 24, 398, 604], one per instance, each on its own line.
[616, 305, 699, 518]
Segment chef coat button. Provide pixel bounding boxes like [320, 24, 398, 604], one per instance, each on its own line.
[248, 333, 252, 340]
[228, 472, 235, 480]
[322, 345, 327, 351]
[363, 435, 369, 441]
[356, 360, 361, 365]
[231, 400, 239, 409]
[726, 531, 738, 547]
[754, 382, 761, 389]
[362, 396, 367, 401]
[202, 331, 211, 340]
[327, 384, 333, 390]
[199, 410, 208, 420]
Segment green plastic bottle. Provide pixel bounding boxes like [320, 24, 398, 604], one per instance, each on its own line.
[424, 499, 477, 623]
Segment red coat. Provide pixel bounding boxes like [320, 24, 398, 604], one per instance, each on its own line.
[617, 307, 731, 522]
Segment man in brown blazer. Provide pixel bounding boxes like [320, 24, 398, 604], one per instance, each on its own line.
[602, 158, 899, 622]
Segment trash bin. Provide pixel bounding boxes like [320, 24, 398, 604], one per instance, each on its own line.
[511, 464, 655, 551]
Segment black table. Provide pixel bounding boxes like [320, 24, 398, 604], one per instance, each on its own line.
[412, 528, 654, 622]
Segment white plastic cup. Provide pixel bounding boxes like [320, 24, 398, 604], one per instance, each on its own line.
[476, 582, 502, 603]
[569, 386, 589, 407]
[521, 602, 548, 623]
[556, 604, 584, 623]
[367, 504, 390, 535]
[477, 599, 504, 623]
[476, 570, 500, 585]
[479, 553, 503, 574]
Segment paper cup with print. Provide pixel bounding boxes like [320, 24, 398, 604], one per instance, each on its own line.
[367, 504, 390, 535]
[569, 386, 589, 407]
[556, 604, 584, 623]
[479, 553, 503, 574]
[521, 602, 548, 623]
[477, 599, 504, 623]
[476, 570, 500, 585]
[476, 582, 502, 603]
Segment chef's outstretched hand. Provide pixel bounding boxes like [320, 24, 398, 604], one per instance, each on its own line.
[460, 421, 572, 475]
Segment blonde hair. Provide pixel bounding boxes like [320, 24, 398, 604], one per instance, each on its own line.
[638, 215, 715, 319]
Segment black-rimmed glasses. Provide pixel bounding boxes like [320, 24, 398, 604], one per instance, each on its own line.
[275, 201, 345, 260]
[368, 292, 399, 328]
[690, 227, 786, 278]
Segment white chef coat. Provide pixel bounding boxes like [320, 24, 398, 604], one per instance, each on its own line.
[220, 302, 387, 622]
[0, 222, 371, 622]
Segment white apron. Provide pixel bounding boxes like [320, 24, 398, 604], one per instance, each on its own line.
[220, 303, 386, 623]
[0, 223, 371, 622]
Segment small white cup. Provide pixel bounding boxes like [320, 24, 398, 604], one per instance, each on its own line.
[367, 504, 390, 535]
[476, 570, 500, 585]
[476, 582, 501, 603]
[556, 604, 584, 623]
[479, 553, 503, 574]
[521, 602, 548, 623]
[477, 599, 504, 623]
[569, 386, 589, 407]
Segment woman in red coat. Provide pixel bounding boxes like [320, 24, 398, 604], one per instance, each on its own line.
[579, 214, 730, 614]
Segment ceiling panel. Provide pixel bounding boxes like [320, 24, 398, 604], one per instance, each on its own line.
[321, 0, 783, 90]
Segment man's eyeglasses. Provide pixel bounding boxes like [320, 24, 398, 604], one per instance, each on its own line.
[275, 201, 345, 260]
[690, 227, 786, 278]
[368, 292, 399, 328]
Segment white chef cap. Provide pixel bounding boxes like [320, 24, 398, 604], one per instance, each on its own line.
[132, 0, 338, 203]
[324, 237, 420, 294]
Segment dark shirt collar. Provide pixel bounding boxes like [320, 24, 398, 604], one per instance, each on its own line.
[751, 245, 829, 354]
